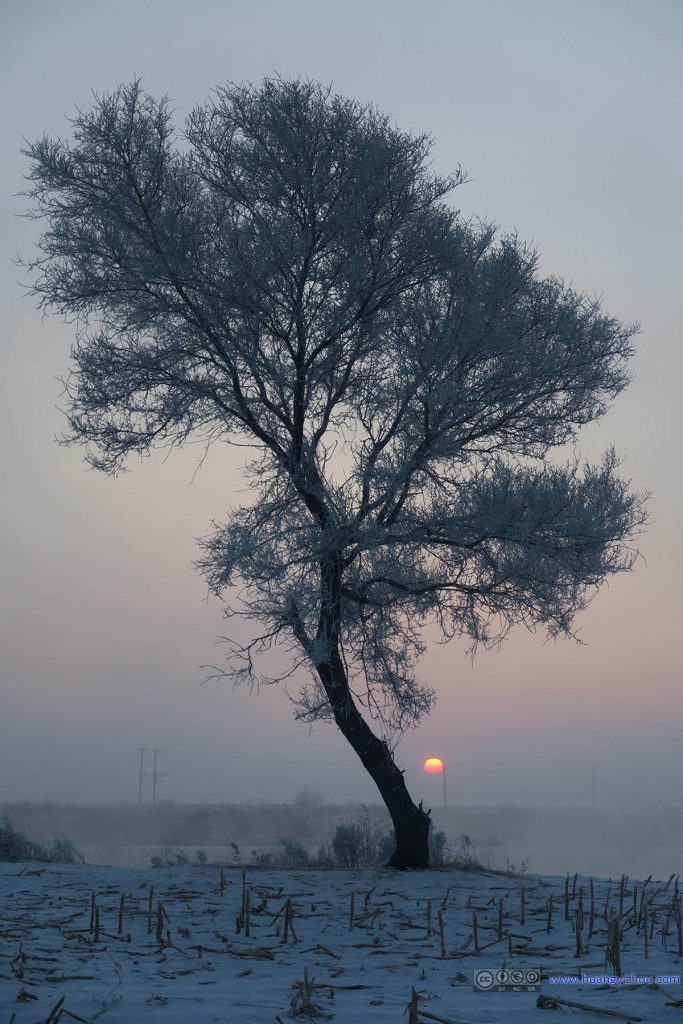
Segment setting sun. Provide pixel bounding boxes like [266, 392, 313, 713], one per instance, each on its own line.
[423, 757, 445, 774]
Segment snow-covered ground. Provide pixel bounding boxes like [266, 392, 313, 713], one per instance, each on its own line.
[1, 861, 682, 1022]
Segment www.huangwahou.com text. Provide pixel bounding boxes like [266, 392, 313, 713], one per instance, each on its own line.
[548, 973, 681, 987]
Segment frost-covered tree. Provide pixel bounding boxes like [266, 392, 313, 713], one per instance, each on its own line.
[22, 78, 646, 867]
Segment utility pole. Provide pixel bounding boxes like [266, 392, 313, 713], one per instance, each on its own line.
[151, 748, 164, 804]
[138, 748, 146, 804]
[137, 748, 165, 803]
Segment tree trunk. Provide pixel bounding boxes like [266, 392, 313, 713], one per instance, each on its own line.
[317, 659, 431, 869]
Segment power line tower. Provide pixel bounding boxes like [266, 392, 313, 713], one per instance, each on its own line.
[137, 748, 165, 803]
[151, 748, 165, 804]
[138, 748, 146, 803]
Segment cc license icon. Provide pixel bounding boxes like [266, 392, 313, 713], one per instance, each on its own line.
[475, 969, 495, 990]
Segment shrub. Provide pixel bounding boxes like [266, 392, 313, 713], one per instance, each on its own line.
[0, 816, 37, 861]
[451, 833, 484, 871]
[250, 849, 275, 866]
[275, 839, 313, 868]
[428, 827, 449, 868]
[326, 810, 394, 868]
[249, 841, 314, 867]
[46, 836, 84, 864]
[503, 854, 531, 876]
[150, 847, 192, 868]
[0, 816, 83, 864]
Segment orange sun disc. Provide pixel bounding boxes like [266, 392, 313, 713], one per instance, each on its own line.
[423, 757, 445, 774]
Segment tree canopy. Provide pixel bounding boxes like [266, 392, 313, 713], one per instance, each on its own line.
[22, 77, 647, 865]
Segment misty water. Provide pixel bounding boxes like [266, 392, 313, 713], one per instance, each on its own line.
[8, 803, 683, 881]
[76, 842, 683, 880]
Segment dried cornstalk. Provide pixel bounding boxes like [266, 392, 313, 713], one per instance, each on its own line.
[537, 993, 642, 1020]
[602, 882, 611, 921]
[282, 898, 297, 944]
[117, 894, 125, 936]
[575, 911, 584, 958]
[408, 986, 419, 1024]
[643, 901, 649, 959]
[606, 911, 621, 976]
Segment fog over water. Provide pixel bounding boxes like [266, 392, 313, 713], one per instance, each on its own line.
[1, 0, 682, 878]
[5, 800, 683, 881]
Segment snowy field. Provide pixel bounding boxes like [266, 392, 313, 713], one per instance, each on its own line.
[2, 862, 682, 1023]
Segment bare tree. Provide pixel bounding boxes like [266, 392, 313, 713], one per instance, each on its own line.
[22, 78, 646, 867]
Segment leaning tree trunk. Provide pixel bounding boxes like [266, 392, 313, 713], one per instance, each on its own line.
[317, 657, 431, 868]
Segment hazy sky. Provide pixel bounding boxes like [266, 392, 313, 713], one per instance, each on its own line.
[1, 0, 681, 810]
